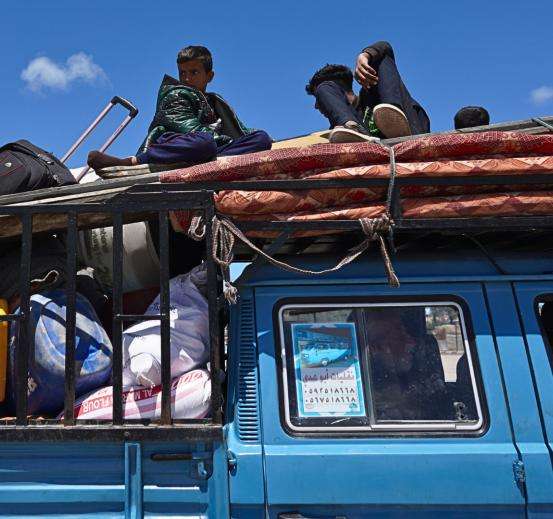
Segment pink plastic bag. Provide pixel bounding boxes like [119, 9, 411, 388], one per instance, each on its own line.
[59, 369, 211, 420]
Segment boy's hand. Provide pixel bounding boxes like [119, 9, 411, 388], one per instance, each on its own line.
[355, 52, 378, 88]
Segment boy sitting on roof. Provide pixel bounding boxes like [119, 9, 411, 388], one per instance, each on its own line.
[306, 41, 430, 143]
[88, 46, 272, 171]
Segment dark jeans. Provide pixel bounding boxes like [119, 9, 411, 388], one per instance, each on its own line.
[142, 129, 271, 276]
[314, 54, 430, 135]
[136, 130, 272, 165]
[314, 81, 364, 129]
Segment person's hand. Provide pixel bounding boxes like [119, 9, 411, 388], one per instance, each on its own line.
[354, 52, 378, 88]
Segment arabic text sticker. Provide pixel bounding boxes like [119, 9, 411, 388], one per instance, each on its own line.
[291, 322, 366, 417]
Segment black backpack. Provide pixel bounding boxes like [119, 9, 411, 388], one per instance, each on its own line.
[0, 140, 76, 196]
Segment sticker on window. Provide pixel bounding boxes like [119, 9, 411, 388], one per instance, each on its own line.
[291, 322, 366, 418]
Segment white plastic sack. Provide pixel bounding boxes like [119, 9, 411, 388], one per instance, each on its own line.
[76, 169, 161, 293]
[122, 264, 209, 388]
[60, 369, 211, 420]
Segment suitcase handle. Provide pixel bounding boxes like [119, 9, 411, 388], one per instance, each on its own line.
[62, 95, 140, 181]
[111, 96, 138, 118]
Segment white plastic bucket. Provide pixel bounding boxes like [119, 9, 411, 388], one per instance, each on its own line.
[73, 168, 161, 292]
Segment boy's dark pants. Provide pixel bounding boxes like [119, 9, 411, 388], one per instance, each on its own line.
[136, 130, 272, 165]
[315, 81, 364, 128]
[143, 129, 272, 277]
[314, 54, 430, 135]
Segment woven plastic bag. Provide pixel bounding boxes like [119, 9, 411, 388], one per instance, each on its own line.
[122, 264, 209, 388]
[59, 369, 211, 420]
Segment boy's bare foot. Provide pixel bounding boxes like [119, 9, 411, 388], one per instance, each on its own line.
[87, 150, 136, 171]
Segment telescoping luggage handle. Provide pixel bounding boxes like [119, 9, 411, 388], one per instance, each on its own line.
[61, 95, 139, 182]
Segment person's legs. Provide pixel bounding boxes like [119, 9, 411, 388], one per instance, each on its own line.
[136, 132, 217, 164]
[217, 130, 272, 156]
[413, 106, 431, 135]
[312, 81, 380, 143]
[372, 55, 404, 108]
[359, 54, 429, 136]
[87, 131, 218, 171]
[361, 55, 411, 138]
[314, 81, 364, 128]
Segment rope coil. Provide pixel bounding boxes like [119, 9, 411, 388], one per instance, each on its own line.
[188, 213, 206, 241]
[383, 144, 397, 215]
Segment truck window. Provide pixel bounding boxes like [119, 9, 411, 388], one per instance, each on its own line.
[278, 302, 483, 434]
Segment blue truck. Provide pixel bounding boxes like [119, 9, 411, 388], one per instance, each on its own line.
[1, 235, 553, 518]
[1, 117, 553, 517]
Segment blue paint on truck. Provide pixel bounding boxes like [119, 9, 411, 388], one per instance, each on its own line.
[1, 243, 553, 517]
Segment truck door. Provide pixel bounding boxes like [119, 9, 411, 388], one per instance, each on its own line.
[509, 281, 553, 513]
[254, 282, 527, 518]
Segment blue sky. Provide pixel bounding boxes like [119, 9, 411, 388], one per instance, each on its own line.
[2, 0, 552, 169]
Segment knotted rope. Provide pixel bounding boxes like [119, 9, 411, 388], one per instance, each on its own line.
[196, 213, 399, 304]
[211, 216, 238, 303]
[187, 142, 402, 303]
[359, 215, 399, 287]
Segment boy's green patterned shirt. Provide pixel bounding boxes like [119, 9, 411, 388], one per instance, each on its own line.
[361, 106, 381, 137]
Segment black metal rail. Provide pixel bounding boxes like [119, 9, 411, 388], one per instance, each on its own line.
[130, 173, 553, 192]
[0, 189, 223, 441]
[1, 161, 553, 440]
[148, 169, 553, 234]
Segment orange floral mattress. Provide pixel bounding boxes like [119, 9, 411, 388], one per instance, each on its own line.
[160, 131, 553, 234]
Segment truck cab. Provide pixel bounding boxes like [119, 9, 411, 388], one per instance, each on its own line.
[225, 235, 553, 518]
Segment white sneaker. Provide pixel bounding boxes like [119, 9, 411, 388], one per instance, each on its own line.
[372, 103, 411, 138]
[329, 121, 381, 144]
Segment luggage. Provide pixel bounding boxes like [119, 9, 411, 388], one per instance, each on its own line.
[0, 95, 138, 196]
[63, 369, 211, 420]
[8, 290, 113, 415]
[0, 233, 67, 301]
[122, 264, 209, 388]
[0, 140, 76, 196]
[78, 221, 161, 293]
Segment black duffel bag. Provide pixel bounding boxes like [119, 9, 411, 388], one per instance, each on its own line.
[0, 140, 76, 196]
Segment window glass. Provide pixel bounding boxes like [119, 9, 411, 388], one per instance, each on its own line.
[280, 303, 482, 431]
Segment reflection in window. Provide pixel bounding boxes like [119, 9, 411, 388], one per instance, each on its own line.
[281, 303, 481, 431]
[364, 306, 476, 422]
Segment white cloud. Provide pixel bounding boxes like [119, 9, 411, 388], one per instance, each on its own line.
[21, 52, 108, 92]
[530, 86, 553, 106]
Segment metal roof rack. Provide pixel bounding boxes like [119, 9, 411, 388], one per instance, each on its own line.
[0, 114, 551, 246]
